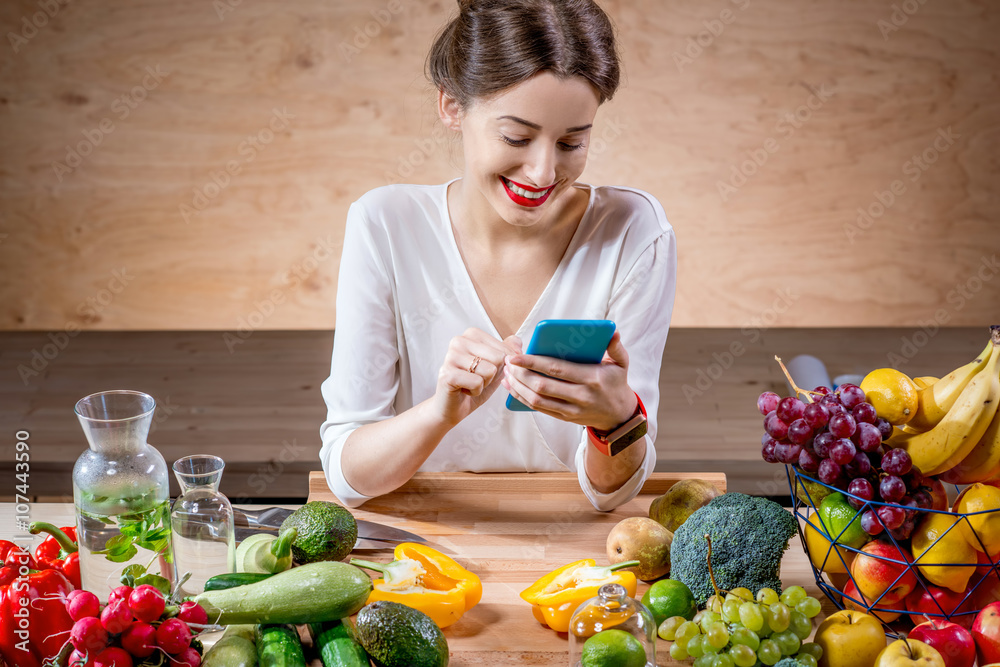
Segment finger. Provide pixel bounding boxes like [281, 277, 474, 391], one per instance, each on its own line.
[503, 365, 574, 416]
[603, 330, 628, 367]
[503, 334, 523, 353]
[505, 352, 580, 383]
[441, 365, 486, 397]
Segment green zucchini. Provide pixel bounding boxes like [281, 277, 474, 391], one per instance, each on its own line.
[237, 529, 297, 574]
[202, 624, 257, 667]
[204, 572, 275, 591]
[192, 561, 373, 625]
[256, 624, 306, 667]
[309, 620, 370, 667]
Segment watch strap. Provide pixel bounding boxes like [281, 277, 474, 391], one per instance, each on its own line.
[587, 393, 648, 456]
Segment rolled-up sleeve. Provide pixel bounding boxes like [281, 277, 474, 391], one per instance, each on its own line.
[319, 202, 400, 508]
[576, 225, 678, 511]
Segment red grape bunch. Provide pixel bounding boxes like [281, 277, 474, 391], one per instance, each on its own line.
[758, 383, 935, 541]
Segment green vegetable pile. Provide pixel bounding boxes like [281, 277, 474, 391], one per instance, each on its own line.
[669, 492, 797, 605]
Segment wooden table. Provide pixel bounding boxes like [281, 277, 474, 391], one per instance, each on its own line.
[0, 471, 840, 666]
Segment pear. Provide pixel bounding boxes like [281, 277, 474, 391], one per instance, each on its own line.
[648, 479, 721, 533]
[606, 517, 673, 582]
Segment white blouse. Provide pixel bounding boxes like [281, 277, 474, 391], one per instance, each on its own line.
[320, 179, 677, 511]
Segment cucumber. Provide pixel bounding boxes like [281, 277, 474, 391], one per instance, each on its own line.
[202, 624, 257, 667]
[309, 620, 370, 667]
[193, 561, 373, 625]
[237, 529, 296, 574]
[204, 572, 275, 591]
[256, 624, 306, 667]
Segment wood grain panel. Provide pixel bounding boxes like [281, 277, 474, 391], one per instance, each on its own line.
[1, 0, 998, 329]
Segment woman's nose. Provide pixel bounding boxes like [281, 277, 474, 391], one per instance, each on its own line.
[523, 144, 557, 187]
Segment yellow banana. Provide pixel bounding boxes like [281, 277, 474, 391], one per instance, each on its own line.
[913, 376, 939, 389]
[941, 355, 1000, 484]
[906, 340, 993, 432]
[885, 335, 1000, 477]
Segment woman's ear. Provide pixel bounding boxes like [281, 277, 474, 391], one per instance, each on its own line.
[437, 90, 463, 132]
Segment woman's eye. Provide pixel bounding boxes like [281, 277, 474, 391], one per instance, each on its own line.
[500, 135, 529, 147]
[559, 142, 584, 151]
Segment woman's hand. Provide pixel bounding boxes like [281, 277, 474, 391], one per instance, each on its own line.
[501, 330, 636, 431]
[432, 327, 522, 427]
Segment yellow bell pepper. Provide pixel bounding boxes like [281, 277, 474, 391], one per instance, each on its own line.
[350, 543, 482, 628]
[519, 559, 639, 633]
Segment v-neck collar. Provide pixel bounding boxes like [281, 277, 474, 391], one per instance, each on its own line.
[442, 178, 596, 341]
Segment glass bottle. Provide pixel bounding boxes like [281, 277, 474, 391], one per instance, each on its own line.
[73, 390, 174, 596]
[170, 455, 236, 596]
[568, 583, 657, 667]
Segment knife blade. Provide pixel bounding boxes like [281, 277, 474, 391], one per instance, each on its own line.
[234, 526, 395, 551]
[233, 507, 427, 544]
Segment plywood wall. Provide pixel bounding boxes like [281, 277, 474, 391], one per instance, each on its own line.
[0, 0, 998, 330]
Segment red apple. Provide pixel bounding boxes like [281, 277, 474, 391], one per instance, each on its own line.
[909, 619, 976, 667]
[843, 578, 902, 623]
[905, 583, 976, 629]
[851, 539, 918, 604]
[973, 601, 1000, 665]
[927, 477, 949, 511]
[971, 552, 1000, 610]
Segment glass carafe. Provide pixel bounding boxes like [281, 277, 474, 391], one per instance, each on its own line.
[170, 455, 236, 596]
[568, 583, 657, 667]
[73, 390, 174, 596]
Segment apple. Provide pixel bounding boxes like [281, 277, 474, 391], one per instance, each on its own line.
[927, 477, 949, 511]
[971, 551, 1000, 610]
[973, 601, 1000, 665]
[814, 608, 887, 667]
[909, 619, 976, 667]
[842, 578, 902, 623]
[905, 583, 975, 629]
[851, 539, 918, 604]
[874, 638, 945, 667]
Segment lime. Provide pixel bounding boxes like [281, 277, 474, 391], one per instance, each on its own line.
[817, 492, 867, 549]
[581, 629, 647, 667]
[641, 578, 697, 626]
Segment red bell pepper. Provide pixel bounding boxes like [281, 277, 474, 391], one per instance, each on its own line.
[28, 522, 81, 589]
[0, 541, 35, 588]
[0, 568, 75, 667]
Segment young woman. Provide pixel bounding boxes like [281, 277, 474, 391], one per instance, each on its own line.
[320, 0, 676, 511]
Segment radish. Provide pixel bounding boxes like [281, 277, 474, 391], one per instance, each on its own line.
[69, 649, 95, 667]
[93, 646, 134, 667]
[67, 590, 101, 620]
[170, 647, 202, 666]
[109, 585, 133, 604]
[71, 616, 109, 653]
[128, 584, 165, 623]
[100, 597, 133, 634]
[120, 622, 157, 658]
[177, 601, 208, 626]
[155, 618, 191, 654]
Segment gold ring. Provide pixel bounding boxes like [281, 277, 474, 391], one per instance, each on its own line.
[469, 356, 481, 374]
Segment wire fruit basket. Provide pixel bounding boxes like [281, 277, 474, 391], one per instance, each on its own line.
[787, 464, 1000, 635]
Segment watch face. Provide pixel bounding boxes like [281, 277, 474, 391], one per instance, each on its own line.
[609, 420, 648, 456]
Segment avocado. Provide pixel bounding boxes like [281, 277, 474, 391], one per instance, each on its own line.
[278, 500, 358, 563]
[354, 600, 449, 667]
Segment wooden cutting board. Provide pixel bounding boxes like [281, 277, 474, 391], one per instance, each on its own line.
[307, 470, 826, 666]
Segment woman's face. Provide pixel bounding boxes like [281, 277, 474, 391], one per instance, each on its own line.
[450, 72, 601, 227]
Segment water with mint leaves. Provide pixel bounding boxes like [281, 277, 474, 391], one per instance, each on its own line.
[72, 391, 175, 596]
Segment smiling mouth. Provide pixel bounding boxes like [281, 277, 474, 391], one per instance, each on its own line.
[500, 176, 556, 207]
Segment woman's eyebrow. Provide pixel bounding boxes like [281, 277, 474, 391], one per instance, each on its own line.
[497, 115, 593, 134]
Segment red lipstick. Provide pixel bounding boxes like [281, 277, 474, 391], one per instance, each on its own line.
[500, 176, 555, 208]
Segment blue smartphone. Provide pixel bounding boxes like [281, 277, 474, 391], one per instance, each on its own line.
[505, 319, 616, 411]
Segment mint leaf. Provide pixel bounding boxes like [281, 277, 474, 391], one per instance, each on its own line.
[98, 535, 138, 563]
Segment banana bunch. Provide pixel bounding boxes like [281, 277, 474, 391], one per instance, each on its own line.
[885, 326, 1000, 480]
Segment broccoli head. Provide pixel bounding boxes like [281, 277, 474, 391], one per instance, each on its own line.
[775, 659, 807, 667]
[669, 492, 798, 605]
